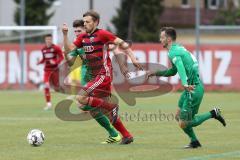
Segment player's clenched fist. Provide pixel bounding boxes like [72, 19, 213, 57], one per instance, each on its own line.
[62, 23, 69, 35]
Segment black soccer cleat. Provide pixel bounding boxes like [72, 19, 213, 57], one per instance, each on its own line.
[184, 140, 202, 149]
[120, 136, 134, 145]
[111, 105, 119, 125]
[211, 107, 226, 127]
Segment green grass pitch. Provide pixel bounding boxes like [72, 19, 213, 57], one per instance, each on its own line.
[0, 91, 239, 160]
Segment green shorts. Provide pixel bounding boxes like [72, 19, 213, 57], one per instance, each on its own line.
[178, 83, 204, 121]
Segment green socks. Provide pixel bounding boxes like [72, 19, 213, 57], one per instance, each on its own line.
[183, 112, 212, 142]
[82, 105, 118, 137]
[183, 126, 197, 142]
[94, 111, 118, 137]
[188, 112, 212, 127]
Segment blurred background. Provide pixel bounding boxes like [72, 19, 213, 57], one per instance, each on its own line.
[0, 1, 240, 160]
[0, 0, 239, 91]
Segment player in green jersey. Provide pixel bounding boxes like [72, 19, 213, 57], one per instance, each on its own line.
[147, 27, 226, 149]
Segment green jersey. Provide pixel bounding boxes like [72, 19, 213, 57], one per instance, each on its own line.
[69, 48, 91, 85]
[69, 48, 85, 57]
[156, 43, 201, 86]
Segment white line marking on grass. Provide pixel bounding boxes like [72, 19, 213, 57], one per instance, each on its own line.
[181, 151, 240, 160]
[0, 117, 56, 121]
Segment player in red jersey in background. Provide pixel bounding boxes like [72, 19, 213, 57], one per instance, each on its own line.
[62, 10, 142, 144]
[38, 34, 64, 110]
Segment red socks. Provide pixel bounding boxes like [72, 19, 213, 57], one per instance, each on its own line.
[113, 118, 132, 138]
[44, 88, 51, 103]
[88, 97, 132, 138]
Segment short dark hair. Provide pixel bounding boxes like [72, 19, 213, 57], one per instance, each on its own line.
[83, 10, 100, 22]
[160, 27, 177, 41]
[44, 34, 52, 38]
[72, 19, 84, 27]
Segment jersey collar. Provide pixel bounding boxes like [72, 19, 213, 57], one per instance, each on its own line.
[46, 44, 54, 49]
[88, 28, 99, 36]
[169, 42, 178, 51]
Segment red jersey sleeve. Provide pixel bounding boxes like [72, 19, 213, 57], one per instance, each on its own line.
[73, 34, 84, 48]
[38, 47, 46, 64]
[53, 45, 64, 64]
[101, 29, 117, 43]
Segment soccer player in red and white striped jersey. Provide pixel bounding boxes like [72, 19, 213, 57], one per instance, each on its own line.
[62, 10, 142, 144]
[38, 34, 64, 110]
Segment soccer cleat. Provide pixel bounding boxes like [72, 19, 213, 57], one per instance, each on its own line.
[211, 107, 226, 127]
[184, 140, 201, 149]
[101, 134, 121, 144]
[110, 105, 119, 124]
[44, 102, 52, 110]
[120, 136, 134, 145]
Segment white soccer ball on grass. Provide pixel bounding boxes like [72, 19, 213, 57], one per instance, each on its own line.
[27, 129, 45, 146]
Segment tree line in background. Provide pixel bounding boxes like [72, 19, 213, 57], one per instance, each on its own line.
[111, 0, 164, 42]
[213, 1, 240, 25]
[13, 0, 240, 42]
[14, 0, 55, 25]
[13, 0, 164, 42]
[13, 0, 56, 43]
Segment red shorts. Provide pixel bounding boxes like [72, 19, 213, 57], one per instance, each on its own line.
[84, 75, 111, 97]
[44, 69, 59, 88]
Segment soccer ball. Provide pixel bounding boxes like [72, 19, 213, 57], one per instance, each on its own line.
[27, 129, 45, 146]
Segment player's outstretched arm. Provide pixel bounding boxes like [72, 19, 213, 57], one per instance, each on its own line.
[114, 38, 143, 71]
[53, 45, 64, 65]
[111, 46, 130, 78]
[37, 51, 45, 65]
[156, 66, 177, 77]
[146, 71, 156, 79]
[147, 65, 177, 79]
[37, 58, 44, 65]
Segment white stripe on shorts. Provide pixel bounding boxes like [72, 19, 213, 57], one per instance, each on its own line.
[86, 75, 105, 94]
